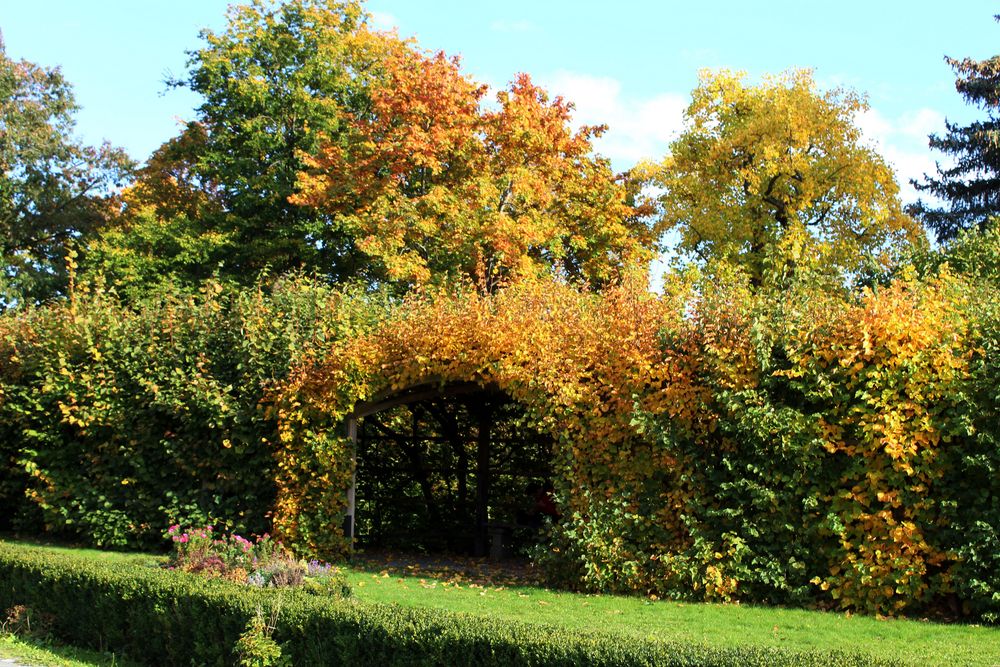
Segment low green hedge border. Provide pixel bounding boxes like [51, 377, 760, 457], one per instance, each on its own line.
[0, 542, 896, 666]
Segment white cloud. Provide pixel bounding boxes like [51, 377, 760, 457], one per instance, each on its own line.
[369, 11, 398, 31]
[899, 108, 945, 142]
[857, 107, 946, 203]
[543, 71, 687, 168]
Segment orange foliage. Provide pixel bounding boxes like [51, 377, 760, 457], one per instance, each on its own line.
[785, 276, 972, 613]
[272, 272, 980, 616]
[274, 276, 709, 556]
[292, 36, 652, 290]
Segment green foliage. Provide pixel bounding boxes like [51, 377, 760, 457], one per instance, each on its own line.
[935, 285, 1000, 622]
[234, 606, 289, 667]
[0, 39, 133, 306]
[0, 541, 898, 666]
[167, 0, 385, 284]
[0, 275, 388, 547]
[911, 18, 1000, 241]
[909, 223, 1000, 289]
[80, 123, 236, 301]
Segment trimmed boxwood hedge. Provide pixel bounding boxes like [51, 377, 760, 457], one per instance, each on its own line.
[0, 542, 897, 666]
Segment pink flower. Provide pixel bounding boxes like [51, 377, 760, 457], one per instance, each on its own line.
[179, 535, 189, 543]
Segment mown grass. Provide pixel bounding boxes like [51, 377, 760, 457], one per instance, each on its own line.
[339, 563, 1000, 667]
[3, 540, 999, 666]
[0, 634, 139, 667]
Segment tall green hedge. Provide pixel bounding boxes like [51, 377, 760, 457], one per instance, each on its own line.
[0, 277, 387, 546]
[1, 269, 999, 621]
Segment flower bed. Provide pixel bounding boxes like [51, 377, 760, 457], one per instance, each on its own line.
[166, 525, 350, 597]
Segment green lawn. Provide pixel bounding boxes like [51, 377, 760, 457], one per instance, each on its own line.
[0, 634, 138, 667]
[3, 540, 1000, 666]
[339, 563, 1000, 667]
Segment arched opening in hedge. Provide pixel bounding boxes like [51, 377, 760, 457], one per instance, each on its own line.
[272, 278, 694, 567]
[347, 381, 555, 557]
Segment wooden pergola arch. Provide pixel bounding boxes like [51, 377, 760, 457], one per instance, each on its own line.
[342, 379, 511, 556]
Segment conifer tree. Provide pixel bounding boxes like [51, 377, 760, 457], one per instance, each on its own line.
[911, 19, 1000, 241]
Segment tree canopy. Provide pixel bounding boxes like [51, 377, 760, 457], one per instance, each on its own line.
[293, 41, 652, 291]
[163, 0, 387, 284]
[643, 69, 921, 284]
[87, 0, 652, 295]
[911, 21, 1000, 242]
[0, 36, 132, 306]
[80, 123, 235, 299]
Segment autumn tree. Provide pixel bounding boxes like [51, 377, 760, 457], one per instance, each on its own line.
[644, 69, 920, 284]
[293, 41, 652, 290]
[0, 37, 132, 306]
[167, 0, 388, 283]
[911, 20, 1000, 241]
[80, 123, 235, 298]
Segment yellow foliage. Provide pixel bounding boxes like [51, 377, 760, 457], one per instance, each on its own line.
[644, 69, 924, 282]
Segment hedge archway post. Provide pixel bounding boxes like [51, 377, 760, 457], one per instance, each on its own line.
[344, 416, 357, 544]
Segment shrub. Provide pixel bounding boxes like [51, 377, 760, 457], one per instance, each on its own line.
[0, 275, 388, 548]
[234, 605, 289, 667]
[0, 541, 897, 666]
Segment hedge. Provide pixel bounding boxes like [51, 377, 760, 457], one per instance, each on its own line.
[273, 272, 1000, 620]
[3, 270, 1000, 620]
[0, 542, 895, 666]
[0, 276, 387, 546]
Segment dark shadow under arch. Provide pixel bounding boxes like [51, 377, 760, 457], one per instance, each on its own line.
[345, 381, 553, 558]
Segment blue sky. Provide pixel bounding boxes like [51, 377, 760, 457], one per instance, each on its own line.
[2, 0, 997, 205]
